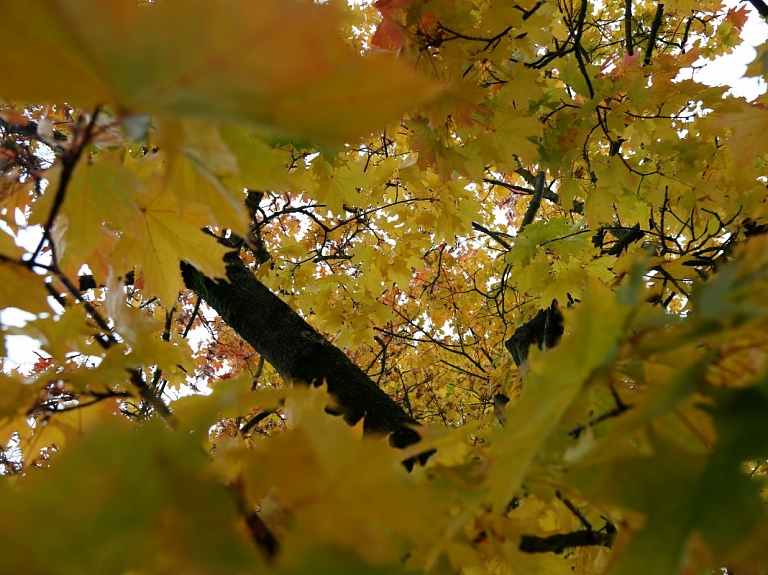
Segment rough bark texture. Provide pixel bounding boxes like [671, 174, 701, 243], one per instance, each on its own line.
[180, 252, 421, 450]
[505, 299, 564, 366]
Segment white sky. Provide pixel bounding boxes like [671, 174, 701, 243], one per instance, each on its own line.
[688, 0, 768, 99]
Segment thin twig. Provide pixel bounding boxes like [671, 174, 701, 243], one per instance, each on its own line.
[30, 107, 102, 264]
[483, 178, 533, 195]
[251, 355, 265, 391]
[54, 274, 118, 348]
[129, 368, 177, 426]
[472, 222, 512, 250]
[556, 490, 592, 531]
[568, 386, 631, 438]
[182, 296, 202, 338]
[520, 530, 613, 554]
[229, 476, 280, 559]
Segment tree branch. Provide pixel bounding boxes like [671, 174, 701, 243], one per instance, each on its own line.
[30, 107, 101, 264]
[644, 4, 665, 66]
[180, 253, 423, 451]
[472, 221, 512, 250]
[520, 171, 546, 231]
[519, 530, 614, 554]
[746, 0, 768, 18]
[572, 0, 595, 99]
[625, 0, 633, 55]
[505, 300, 564, 366]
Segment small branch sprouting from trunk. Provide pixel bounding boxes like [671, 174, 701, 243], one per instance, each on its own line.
[520, 171, 546, 231]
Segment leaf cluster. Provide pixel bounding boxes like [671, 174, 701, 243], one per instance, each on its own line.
[2, 0, 768, 574]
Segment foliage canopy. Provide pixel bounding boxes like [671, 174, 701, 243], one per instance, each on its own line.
[2, 0, 768, 573]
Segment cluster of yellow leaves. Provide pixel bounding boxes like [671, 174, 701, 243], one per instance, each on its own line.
[5, 245, 768, 574]
[0, 0, 441, 477]
[4, 0, 768, 573]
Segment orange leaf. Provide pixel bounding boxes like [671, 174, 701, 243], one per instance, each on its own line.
[0, 0, 438, 144]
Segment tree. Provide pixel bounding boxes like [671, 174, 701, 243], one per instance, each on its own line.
[2, 0, 768, 573]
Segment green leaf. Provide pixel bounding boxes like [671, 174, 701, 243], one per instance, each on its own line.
[0, 421, 261, 574]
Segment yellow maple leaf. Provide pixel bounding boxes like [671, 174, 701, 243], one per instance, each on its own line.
[54, 151, 143, 279]
[712, 102, 768, 167]
[311, 158, 371, 216]
[489, 279, 635, 509]
[220, 126, 295, 192]
[112, 178, 230, 307]
[477, 107, 542, 168]
[0, 232, 51, 314]
[424, 76, 489, 129]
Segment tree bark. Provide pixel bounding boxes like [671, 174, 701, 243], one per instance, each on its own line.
[180, 252, 421, 450]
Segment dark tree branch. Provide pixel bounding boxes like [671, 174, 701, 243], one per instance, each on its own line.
[519, 530, 614, 554]
[556, 490, 592, 531]
[746, 0, 768, 19]
[605, 223, 645, 256]
[644, 4, 665, 66]
[180, 252, 423, 451]
[30, 107, 101, 264]
[520, 171, 546, 231]
[182, 296, 202, 339]
[128, 368, 177, 424]
[625, 0, 634, 55]
[54, 273, 118, 348]
[483, 177, 561, 204]
[521, 491, 615, 553]
[436, 23, 512, 52]
[483, 178, 533, 195]
[229, 476, 279, 559]
[472, 221, 512, 250]
[30, 389, 132, 415]
[520, 0, 545, 19]
[572, 0, 595, 99]
[505, 300, 564, 366]
[240, 408, 279, 436]
[569, 385, 631, 438]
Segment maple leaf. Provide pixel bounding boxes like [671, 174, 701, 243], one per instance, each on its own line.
[489, 280, 636, 509]
[112, 177, 230, 307]
[0, 422, 262, 573]
[725, 4, 750, 29]
[53, 151, 142, 279]
[311, 158, 372, 216]
[0, 0, 438, 145]
[477, 107, 542, 168]
[424, 77, 489, 129]
[711, 102, 768, 166]
[2, 1, 768, 574]
[0, 232, 51, 314]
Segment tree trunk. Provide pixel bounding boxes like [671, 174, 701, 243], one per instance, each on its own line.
[180, 252, 421, 450]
